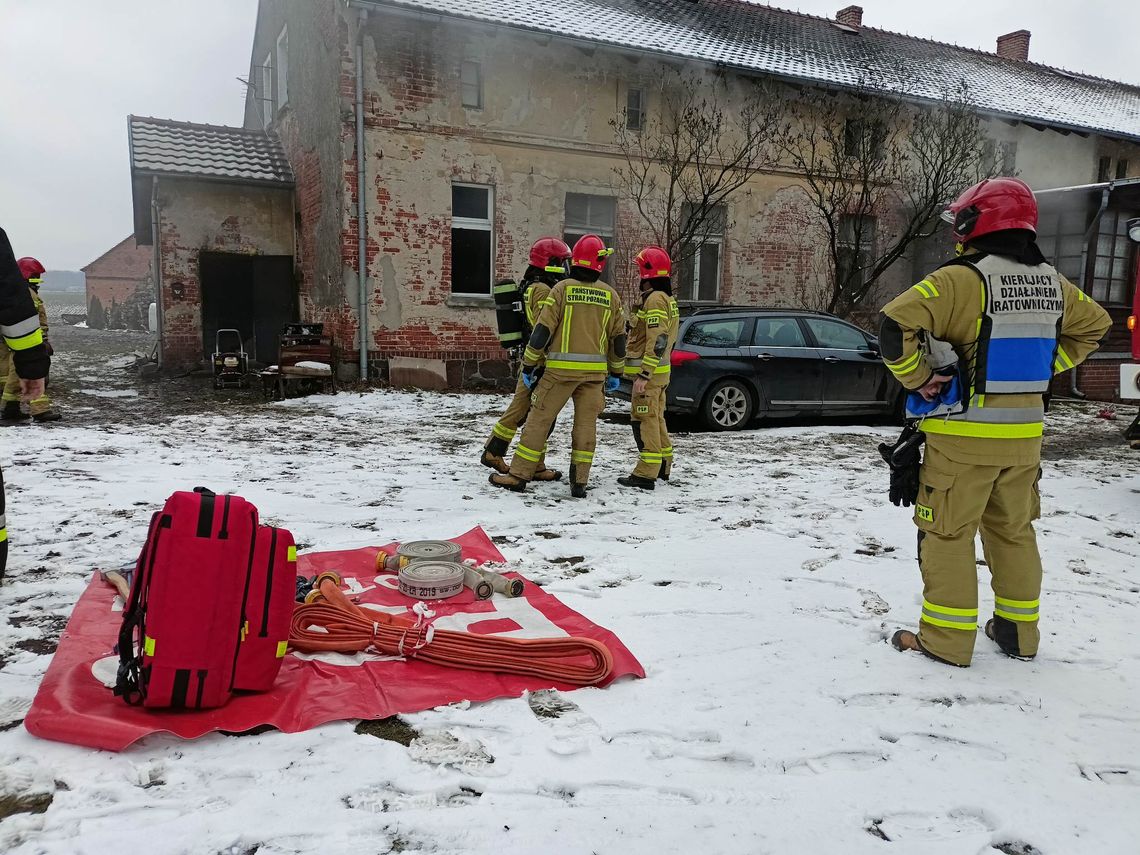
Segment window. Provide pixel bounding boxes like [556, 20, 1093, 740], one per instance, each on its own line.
[1036, 209, 1091, 284]
[837, 214, 875, 288]
[461, 61, 482, 109]
[804, 317, 869, 350]
[1117, 159, 1130, 180]
[625, 87, 645, 131]
[677, 204, 726, 302]
[1000, 141, 1018, 173]
[1097, 156, 1112, 183]
[844, 119, 884, 159]
[1087, 210, 1137, 305]
[260, 53, 273, 128]
[563, 193, 616, 248]
[683, 319, 746, 348]
[752, 317, 808, 347]
[451, 184, 493, 295]
[275, 27, 289, 109]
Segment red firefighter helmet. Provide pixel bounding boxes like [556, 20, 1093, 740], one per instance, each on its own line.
[570, 234, 613, 274]
[635, 246, 672, 279]
[941, 177, 1037, 243]
[528, 237, 572, 274]
[17, 256, 45, 283]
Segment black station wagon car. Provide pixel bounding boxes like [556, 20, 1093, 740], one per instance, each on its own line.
[616, 307, 903, 430]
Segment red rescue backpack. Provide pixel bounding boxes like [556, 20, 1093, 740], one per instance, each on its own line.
[114, 488, 297, 709]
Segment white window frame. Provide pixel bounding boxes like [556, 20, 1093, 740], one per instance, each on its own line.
[461, 60, 483, 110]
[679, 204, 726, 303]
[275, 26, 289, 110]
[260, 53, 274, 128]
[451, 183, 494, 295]
[626, 86, 645, 131]
[563, 193, 616, 248]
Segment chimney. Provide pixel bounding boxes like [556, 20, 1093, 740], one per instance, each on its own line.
[836, 5, 863, 28]
[996, 30, 1031, 62]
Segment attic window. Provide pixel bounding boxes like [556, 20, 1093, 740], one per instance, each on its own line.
[831, 22, 859, 34]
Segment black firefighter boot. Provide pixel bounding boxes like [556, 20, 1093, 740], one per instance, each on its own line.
[617, 474, 655, 491]
[489, 472, 528, 492]
[568, 465, 588, 499]
[0, 401, 28, 424]
[480, 436, 511, 474]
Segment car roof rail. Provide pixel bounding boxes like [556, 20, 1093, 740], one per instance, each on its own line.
[680, 304, 828, 317]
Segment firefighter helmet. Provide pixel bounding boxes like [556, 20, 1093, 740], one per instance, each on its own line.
[635, 246, 672, 279]
[17, 256, 45, 283]
[941, 177, 1037, 242]
[570, 234, 613, 273]
[529, 237, 572, 274]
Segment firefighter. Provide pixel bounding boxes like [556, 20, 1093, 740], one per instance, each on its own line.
[1, 256, 59, 424]
[880, 177, 1111, 667]
[618, 246, 680, 489]
[489, 234, 626, 498]
[0, 228, 52, 579]
[481, 238, 572, 480]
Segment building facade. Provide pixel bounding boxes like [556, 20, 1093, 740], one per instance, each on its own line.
[80, 236, 154, 330]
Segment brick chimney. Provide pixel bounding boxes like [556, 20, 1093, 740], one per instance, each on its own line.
[996, 30, 1031, 62]
[836, 5, 863, 28]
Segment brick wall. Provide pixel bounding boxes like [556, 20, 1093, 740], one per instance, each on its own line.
[1050, 358, 1133, 403]
[81, 236, 153, 328]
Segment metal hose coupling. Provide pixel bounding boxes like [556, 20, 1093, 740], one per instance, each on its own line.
[463, 567, 493, 600]
[474, 567, 524, 598]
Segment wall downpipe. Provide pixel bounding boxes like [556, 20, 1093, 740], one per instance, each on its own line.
[1068, 186, 1112, 399]
[150, 176, 165, 367]
[355, 9, 369, 380]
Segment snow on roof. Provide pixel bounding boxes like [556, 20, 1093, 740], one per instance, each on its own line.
[353, 0, 1140, 142]
[128, 116, 294, 186]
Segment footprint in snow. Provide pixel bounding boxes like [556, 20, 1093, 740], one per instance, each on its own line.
[859, 589, 890, 615]
[866, 807, 996, 842]
[527, 689, 599, 757]
[407, 730, 494, 770]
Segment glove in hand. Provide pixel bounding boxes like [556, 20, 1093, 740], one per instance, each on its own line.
[878, 427, 924, 508]
[522, 369, 538, 390]
[604, 375, 621, 393]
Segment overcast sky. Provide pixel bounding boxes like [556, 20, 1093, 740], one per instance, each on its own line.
[1, 0, 1137, 271]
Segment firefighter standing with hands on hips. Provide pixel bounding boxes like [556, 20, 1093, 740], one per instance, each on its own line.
[489, 234, 626, 498]
[480, 238, 573, 481]
[0, 255, 59, 424]
[879, 177, 1110, 667]
[618, 246, 680, 490]
[0, 227, 52, 580]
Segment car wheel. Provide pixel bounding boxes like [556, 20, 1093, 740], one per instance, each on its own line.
[702, 379, 754, 431]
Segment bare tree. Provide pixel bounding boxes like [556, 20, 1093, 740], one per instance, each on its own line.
[774, 80, 998, 317]
[611, 71, 780, 285]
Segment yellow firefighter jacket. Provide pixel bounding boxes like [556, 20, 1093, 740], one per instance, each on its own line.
[31, 288, 48, 341]
[524, 277, 626, 379]
[522, 281, 550, 367]
[882, 251, 1111, 465]
[626, 290, 680, 387]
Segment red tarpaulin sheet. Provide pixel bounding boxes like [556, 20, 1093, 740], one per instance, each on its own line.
[25, 527, 644, 751]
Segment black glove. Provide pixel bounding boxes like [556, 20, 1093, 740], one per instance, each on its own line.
[878, 425, 924, 507]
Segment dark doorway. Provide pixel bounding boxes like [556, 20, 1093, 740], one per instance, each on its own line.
[199, 252, 296, 365]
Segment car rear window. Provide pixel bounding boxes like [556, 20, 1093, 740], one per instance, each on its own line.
[752, 318, 807, 347]
[684, 319, 746, 348]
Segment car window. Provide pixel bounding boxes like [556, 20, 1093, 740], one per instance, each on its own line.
[683, 319, 746, 348]
[752, 317, 808, 347]
[805, 318, 868, 350]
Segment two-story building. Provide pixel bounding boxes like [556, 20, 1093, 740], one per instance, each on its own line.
[131, 0, 1140, 395]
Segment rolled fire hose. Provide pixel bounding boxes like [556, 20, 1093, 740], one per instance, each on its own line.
[397, 540, 462, 566]
[397, 560, 466, 601]
[289, 575, 613, 685]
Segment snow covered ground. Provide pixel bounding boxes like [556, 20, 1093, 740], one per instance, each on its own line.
[1, 332, 1138, 854]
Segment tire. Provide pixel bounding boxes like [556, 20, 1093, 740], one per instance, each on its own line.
[701, 379, 754, 431]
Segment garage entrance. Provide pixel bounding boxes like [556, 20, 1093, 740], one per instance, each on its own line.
[199, 252, 296, 365]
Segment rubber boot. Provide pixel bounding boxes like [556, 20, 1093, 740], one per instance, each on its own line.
[481, 436, 510, 474]
[617, 474, 656, 491]
[658, 463, 671, 482]
[0, 401, 28, 424]
[489, 473, 528, 492]
[569, 464, 587, 499]
[985, 618, 1035, 661]
[532, 465, 563, 482]
[33, 411, 61, 424]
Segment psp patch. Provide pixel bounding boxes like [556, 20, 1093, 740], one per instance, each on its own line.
[916, 504, 934, 523]
[635, 405, 649, 414]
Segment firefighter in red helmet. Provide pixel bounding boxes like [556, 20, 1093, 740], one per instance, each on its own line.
[480, 237, 572, 480]
[618, 246, 679, 489]
[490, 234, 626, 498]
[879, 177, 1110, 667]
[0, 229, 51, 579]
[2, 256, 59, 423]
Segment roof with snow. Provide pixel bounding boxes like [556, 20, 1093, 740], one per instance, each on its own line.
[353, 0, 1140, 142]
[128, 116, 294, 186]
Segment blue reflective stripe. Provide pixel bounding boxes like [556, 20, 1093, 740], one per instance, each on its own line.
[985, 338, 1056, 383]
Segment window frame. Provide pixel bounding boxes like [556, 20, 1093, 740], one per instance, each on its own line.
[1116, 159, 1130, 180]
[626, 86, 645, 131]
[678, 203, 727, 303]
[1084, 209, 1137, 306]
[461, 60, 483, 110]
[450, 183, 495, 296]
[751, 316, 811, 348]
[563, 192, 617, 249]
[260, 53, 274, 128]
[1097, 156, 1113, 183]
[837, 213, 876, 290]
[275, 26, 289, 110]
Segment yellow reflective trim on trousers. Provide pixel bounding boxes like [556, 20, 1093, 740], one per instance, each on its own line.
[0, 527, 6, 544]
[516, 444, 542, 462]
[661, 447, 673, 458]
[6, 329, 44, 350]
[492, 423, 516, 441]
[921, 614, 979, 630]
[923, 600, 977, 617]
[571, 450, 594, 463]
[995, 596, 1039, 610]
[995, 609, 1038, 622]
[920, 419, 1043, 439]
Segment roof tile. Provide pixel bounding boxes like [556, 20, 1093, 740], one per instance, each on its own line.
[128, 117, 294, 185]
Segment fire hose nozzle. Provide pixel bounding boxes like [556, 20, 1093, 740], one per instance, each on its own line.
[476, 568, 524, 598]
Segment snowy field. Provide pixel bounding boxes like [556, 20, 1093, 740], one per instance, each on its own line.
[1, 339, 1138, 854]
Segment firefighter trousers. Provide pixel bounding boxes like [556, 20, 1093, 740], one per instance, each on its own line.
[508, 371, 604, 486]
[485, 374, 554, 468]
[1, 358, 50, 416]
[914, 444, 1042, 666]
[631, 384, 672, 479]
